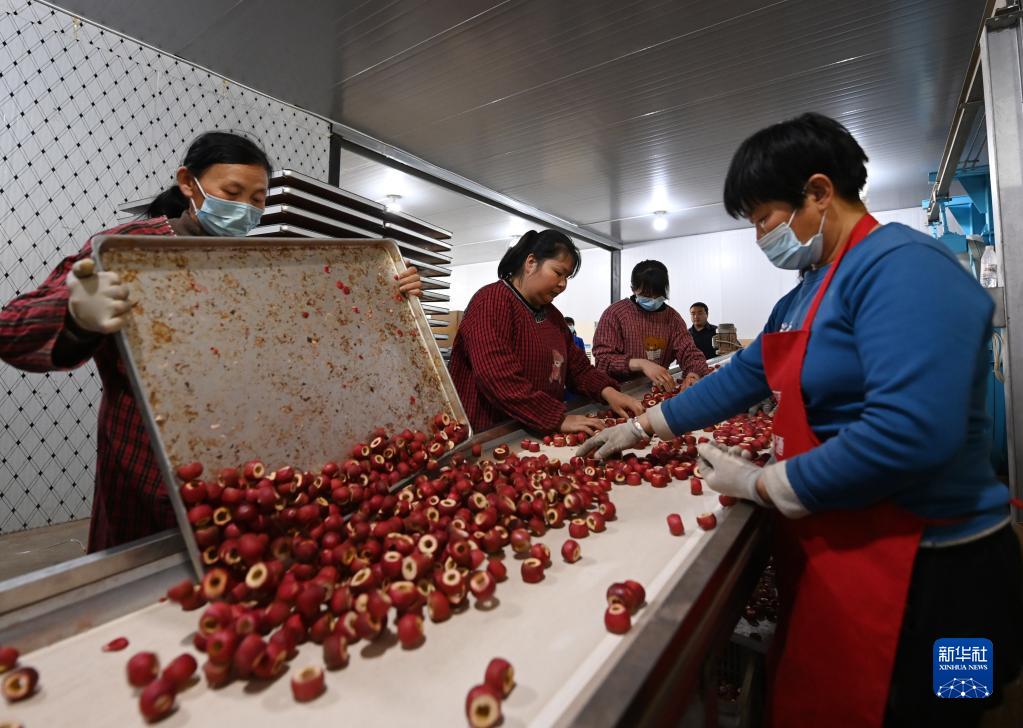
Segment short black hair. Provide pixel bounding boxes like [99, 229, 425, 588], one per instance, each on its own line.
[146, 131, 274, 219]
[630, 260, 669, 297]
[498, 229, 581, 280]
[564, 317, 575, 325]
[690, 302, 708, 313]
[723, 112, 868, 219]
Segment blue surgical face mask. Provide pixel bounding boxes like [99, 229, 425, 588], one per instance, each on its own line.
[635, 295, 666, 311]
[191, 178, 263, 237]
[756, 206, 826, 271]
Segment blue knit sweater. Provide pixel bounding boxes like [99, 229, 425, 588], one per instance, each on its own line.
[661, 223, 1008, 544]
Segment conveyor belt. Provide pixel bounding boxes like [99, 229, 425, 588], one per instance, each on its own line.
[0, 378, 768, 727]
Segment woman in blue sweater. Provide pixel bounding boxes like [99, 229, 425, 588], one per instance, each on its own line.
[580, 113, 1022, 727]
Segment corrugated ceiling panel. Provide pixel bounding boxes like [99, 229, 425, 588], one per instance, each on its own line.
[55, 0, 985, 243]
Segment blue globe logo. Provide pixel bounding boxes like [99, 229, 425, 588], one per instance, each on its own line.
[936, 677, 990, 699]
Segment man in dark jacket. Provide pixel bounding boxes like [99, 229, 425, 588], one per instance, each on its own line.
[688, 302, 717, 360]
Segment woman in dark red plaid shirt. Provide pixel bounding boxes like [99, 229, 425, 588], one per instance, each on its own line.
[450, 230, 644, 435]
[592, 260, 711, 391]
[0, 131, 423, 552]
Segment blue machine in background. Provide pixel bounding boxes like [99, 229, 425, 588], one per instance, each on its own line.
[924, 166, 1008, 474]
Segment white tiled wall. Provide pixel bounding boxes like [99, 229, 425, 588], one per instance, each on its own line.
[0, 0, 331, 533]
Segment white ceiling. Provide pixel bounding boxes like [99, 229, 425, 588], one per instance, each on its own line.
[58, 0, 988, 260]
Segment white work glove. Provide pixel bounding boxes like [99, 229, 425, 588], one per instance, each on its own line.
[67, 258, 131, 334]
[576, 402, 678, 460]
[747, 396, 776, 416]
[696, 443, 809, 517]
[697, 443, 765, 505]
[575, 419, 646, 460]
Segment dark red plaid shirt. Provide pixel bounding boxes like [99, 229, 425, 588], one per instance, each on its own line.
[0, 216, 197, 551]
[450, 281, 618, 434]
[592, 298, 711, 379]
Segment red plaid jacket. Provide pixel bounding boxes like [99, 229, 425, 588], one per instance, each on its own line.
[450, 281, 618, 434]
[0, 216, 193, 551]
[592, 298, 711, 379]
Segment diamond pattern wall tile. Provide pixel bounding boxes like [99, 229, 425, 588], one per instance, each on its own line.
[0, 0, 330, 534]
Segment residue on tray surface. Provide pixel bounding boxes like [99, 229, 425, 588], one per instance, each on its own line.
[105, 242, 463, 471]
[151, 320, 176, 345]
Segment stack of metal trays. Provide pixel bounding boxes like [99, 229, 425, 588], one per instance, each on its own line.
[381, 207, 453, 356]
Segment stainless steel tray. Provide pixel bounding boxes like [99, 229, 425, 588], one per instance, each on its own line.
[264, 185, 384, 229]
[92, 235, 469, 574]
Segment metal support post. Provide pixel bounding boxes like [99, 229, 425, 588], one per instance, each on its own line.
[981, 3, 1023, 511]
[611, 248, 622, 303]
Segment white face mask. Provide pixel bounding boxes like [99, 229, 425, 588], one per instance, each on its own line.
[757, 208, 826, 270]
[635, 295, 666, 311]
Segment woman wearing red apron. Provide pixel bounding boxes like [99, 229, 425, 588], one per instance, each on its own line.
[579, 113, 1023, 726]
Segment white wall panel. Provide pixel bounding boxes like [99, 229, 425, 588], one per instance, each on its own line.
[872, 206, 930, 230]
[555, 248, 612, 331]
[620, 206, 930, 338]
[449, 207, 930, 347]
[448, 248, 611, 344]
[621, 228, 797, 340]
[448, 261, 494, 312]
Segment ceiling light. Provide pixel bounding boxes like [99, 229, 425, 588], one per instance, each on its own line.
[385, 194, 403, 212]
[652, 210, 668, 232]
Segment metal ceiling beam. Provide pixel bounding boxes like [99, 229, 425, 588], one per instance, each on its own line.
[331, 124, 623, 252]
[927, 0, 999, 222]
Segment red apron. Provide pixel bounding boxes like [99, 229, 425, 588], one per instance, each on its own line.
[762, 214, 924, 728]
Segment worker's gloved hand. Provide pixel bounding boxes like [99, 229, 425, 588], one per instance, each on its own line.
[67, 258, 131, 334]
[747, 397, 776, 416]
[576, 420, 645, 460]
[696, 442, 766, 506]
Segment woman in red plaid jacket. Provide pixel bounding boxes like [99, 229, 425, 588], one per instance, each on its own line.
[592, 259, 711, 392]
[0, 131, 423, 552]
[449, 230, 644, 436]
